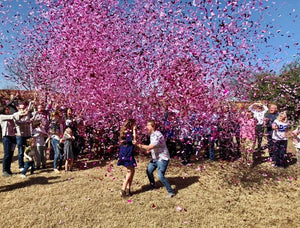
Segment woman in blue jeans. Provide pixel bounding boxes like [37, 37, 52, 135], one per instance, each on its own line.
[49, 111, 64, 173]
[272, 111, 289, 168]
[0, 107, 26, 176]
[138, 120, 175, 198]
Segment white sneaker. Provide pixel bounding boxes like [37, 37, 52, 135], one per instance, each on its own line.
[166, 193, 176, 198]
[20, 174, 26, 178]
[54, 169, 60, 173]
[19, 168, 24, 172]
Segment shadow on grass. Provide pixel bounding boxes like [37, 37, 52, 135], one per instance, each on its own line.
[40, 158, 111, 172]
[132, 176, 199, 195]
[251, 152, 297, 168]
[74, 159, 114, 171]
[0, 176, 65, 193]
[169, 176, 199, 193]
[225, 156, 298, 189]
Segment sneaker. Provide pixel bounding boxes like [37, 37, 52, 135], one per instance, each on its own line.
[120, 190, 126, 198]
[149, 183, 157, 191]
[19, 168, 24, 172]
[54, 169, 60, 173]
[20, 174, 26, 178]
[2, 171, 12, 177]
[166, 192, 175, 198]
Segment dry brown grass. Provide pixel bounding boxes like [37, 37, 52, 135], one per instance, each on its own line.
[1, 143, 300, 228]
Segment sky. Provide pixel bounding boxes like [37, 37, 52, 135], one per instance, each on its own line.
[0, 0, 299, 90]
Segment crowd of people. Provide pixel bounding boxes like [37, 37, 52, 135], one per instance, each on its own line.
[0, 91, 299, 198]
[0, 91, 86, 177]
[162, 103, 299, 167]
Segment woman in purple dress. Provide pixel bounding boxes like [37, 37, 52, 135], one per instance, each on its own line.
[117, 119, 137, 197]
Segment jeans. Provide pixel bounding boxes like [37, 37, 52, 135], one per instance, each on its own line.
[2, 136, 16, 173]
[22, 161, 35, 175]
[35, 146, 46, 168]
[255, 125, 264, 150]
[203, 135, 215, 161]
[147, 159, 174, 194]
[51, 138, 63, 170]
[266, 134, 275, 158]
[17, 136, 25, 169]
[274, 140, 287, 167]
[179, 139, 193, 164]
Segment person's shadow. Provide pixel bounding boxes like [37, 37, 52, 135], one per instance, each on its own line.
[132, 176, 199, 195]
[0, 176, 65, 193]
[74, 159, 112, 170]
[251, 151, 297, 168]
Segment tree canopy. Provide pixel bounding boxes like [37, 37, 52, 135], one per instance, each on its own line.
[249, 59, 300, 125]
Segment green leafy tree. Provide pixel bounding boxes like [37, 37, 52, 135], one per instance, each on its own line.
[249, 60, 300, 125]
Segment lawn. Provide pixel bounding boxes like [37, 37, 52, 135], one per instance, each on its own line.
[0, 143, 300, 227]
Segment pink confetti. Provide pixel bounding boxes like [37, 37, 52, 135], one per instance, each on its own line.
[1, 0, 290, 129]
[176, 206, 183, 212]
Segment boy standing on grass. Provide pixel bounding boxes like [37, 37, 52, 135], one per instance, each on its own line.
[138, 120, 176, 198]
[20, 138, 36, 178]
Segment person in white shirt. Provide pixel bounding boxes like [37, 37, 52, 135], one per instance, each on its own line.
[248, 102, 268, 151]
[14, 103, 33, 172]
[1, 106, 26, 176]
[272, 111, 289, 168]
[138, 120, 175, 198]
